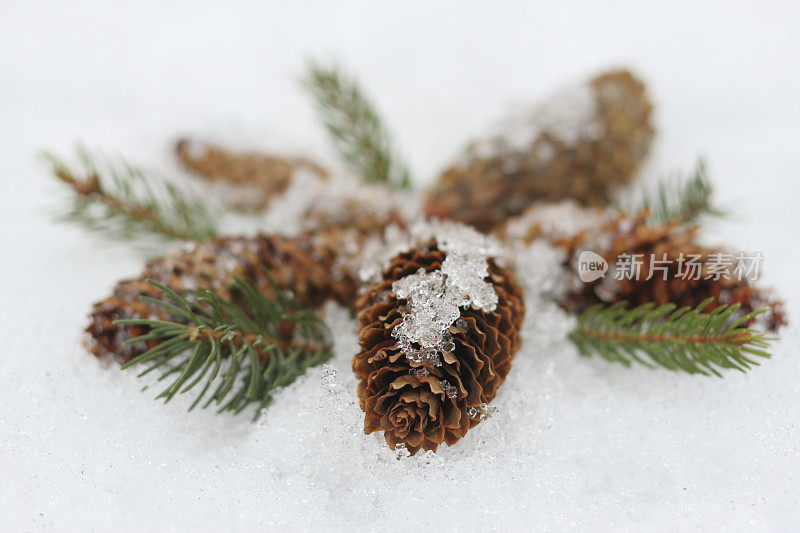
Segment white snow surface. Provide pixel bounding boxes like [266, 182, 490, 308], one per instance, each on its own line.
[2, 1, 800, 531]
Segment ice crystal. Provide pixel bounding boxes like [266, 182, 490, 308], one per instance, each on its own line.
[386, 221, 503, 364]
[410, 367, 430, 379]
[320, 364, 341, 395]
[358, 219, 507, 284]
[467, 403, 497, 421]
[440, 380, 459, 399]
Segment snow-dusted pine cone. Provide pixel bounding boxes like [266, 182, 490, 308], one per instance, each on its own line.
[86, 232, 359, 363]
[502, 203, 785, 330]
[425, 69, 654, 232]
[175, 139, 328, 212]
[299, 179, 413, 286]
[353, 225, 525, 454]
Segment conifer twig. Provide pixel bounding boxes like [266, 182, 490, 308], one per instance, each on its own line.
[302, 60, 412, 189]
[641, 158, 723, 225]
[569, 298, 774, 376]
[42, 146, 218, 243]
[115, 276, 333, 419]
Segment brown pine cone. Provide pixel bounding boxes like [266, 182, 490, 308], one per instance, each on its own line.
[566, 213, 785, 330]
[425, 69, 654, 232]
[300, 181, 412, 288]
[353, 238, 525, 455]
[503, 203, 785, 330]
[302, 191, 407, 237]
[86, 232, 359, 364]
[175, 139, 328, 212]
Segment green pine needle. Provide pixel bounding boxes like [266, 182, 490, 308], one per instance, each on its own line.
[569, 298, 774, 377]
[303, 60, 412, 189]
[641, 158, 724, 225]
[42, 145, 218, 243]
[114, 276, 333, 419]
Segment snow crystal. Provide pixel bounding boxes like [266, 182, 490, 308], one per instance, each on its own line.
[467, 403, 497, 421]
[386, 221, 501, 362]
[358, 219, 507, 284]
[440, 380, 459, 399]
[410, 367, 430, 379]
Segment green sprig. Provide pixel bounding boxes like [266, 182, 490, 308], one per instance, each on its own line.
[569, 298, 774, 376]
[42, 145, 218, 243]
[115, 276, 333, 419]
[303, 61, 412, 189]
[641, 158, 723, 225]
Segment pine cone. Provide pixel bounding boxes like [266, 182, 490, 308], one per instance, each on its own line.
[425, 69, 654, 232]
[302, 193, 406, 238]
[567, 212, 784, 329]
[175, 139, 328, 212]
[300, 180, 411, 286]
[502, 203, 785, 330]
[86, 232, 359, 363]
[353, 238, 525, 454]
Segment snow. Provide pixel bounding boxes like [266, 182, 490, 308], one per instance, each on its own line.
[469, 79, 600, 160]
[2, 1, 800, 531]
[502, 200, 611, 244]
[389, 222, 499, 363]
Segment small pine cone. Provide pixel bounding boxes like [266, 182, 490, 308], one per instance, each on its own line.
[503, 203, 785, 330]
[86, 232, 359, 363]
[303, 194, 406, 238]
[353, 239, 525, 455]
[565, 213, 785, 329]
[300, 180, 411, 285]
[175, 139, 328, 212]
[425, 69, 654, 232]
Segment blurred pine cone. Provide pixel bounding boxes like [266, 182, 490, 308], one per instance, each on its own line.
[86, 232, 359, 363]
[425, 69, 654, 232]
[353, 239, 525, 455]
[175, 139, 328, 212]
[300, 179, 412, 284]
[503, 203, 785, 330]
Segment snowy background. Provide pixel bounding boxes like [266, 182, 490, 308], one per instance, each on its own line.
[2, 1, 800, 530]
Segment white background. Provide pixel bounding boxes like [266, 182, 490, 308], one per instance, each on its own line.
[2, 1, 799, 531]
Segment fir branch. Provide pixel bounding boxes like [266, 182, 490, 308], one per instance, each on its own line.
[302, 60, 412, 189]
[641, 158, 723, 224]
[42, 146, 218, 242]
[569, 298, 774, 376]
[115, 276, 333, 418]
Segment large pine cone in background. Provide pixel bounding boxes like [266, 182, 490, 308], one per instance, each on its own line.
[425, 69, 654, 232]
[353, 240, 525, 455]
[501, 203, 785, 330]
[175, 139, 328, 212]
[86, 233, 359, 364]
